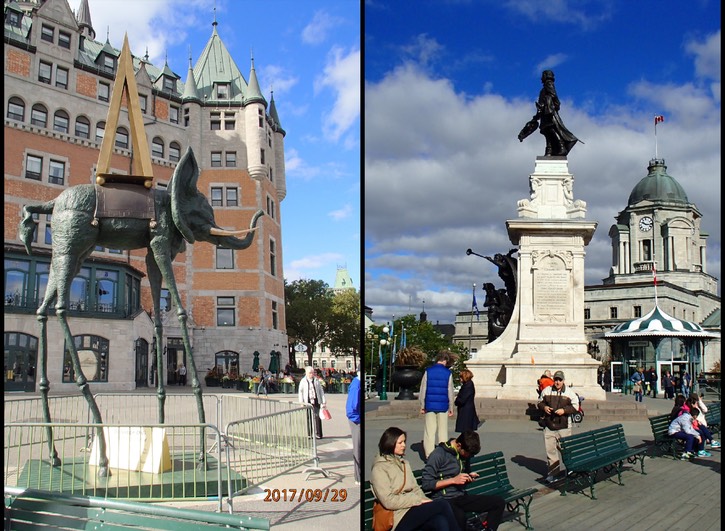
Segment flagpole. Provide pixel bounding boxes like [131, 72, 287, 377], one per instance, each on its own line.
[469, 283, 475, 358]
[654, 114, 658, 159]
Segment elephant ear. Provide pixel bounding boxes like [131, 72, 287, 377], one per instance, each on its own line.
[169, 147, 199, 243]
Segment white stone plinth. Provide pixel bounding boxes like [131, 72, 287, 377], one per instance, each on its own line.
[469, 157, 605, 401]
[90, 426, 172, 473]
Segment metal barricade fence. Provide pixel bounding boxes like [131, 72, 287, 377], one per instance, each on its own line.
[223, 406, 315, 504]
[93, 393, 222, 427]
[219, 394, 301, 432]
[4, 395, 88, 424]
[4, 422, 226, 511]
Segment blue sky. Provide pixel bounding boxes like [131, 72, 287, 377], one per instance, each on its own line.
[365, 0, 721, 324]
[68, 0, 361, 291]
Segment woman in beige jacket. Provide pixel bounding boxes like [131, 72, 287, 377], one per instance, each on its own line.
[370, 427, 460, 531]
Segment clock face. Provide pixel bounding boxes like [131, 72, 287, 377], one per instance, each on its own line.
[639, 216, 653, 232]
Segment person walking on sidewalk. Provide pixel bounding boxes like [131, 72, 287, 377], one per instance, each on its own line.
[538, 370, 579, 483]
[419, 351, 455, 460]
[646, 366, 657, 397]
[345, 369, 361, 485]
[454, 369, 479, 434]
[631, 367, 645, 402]
[421, 431, 505, 531]
[299, 366, 326, 439]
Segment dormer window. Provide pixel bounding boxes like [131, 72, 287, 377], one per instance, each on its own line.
[58, 31, 71, 49]
[216, 83, 229, 99]
[102, 54, 115, 75]
[6, 10, 21, 28]
[163, 76, 175, 93]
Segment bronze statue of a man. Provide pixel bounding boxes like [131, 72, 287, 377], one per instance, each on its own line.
[518, 70, 581, 157]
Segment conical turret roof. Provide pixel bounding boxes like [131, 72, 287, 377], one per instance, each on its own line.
[193, 25, 248, 104]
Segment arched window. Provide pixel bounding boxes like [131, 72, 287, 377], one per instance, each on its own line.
[7, 97, 24, 121]
[169, 142, 181, 162]
[214, 350, 239, 377]
[31, 104, 48, 127]
[53, 110, 69, 133]
[4, 332, 38, 392]
[115, 127, 129, 149]
[63, 335, 110, 383]
[95, 121, 105, 142]
[75, 115, 90, 139]
[151, 137, 164, 158]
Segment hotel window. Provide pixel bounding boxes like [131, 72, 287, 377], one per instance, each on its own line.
[38, 61, 52, 84]
[269, 167, 273, 183]
[151, 137, 164, 158]
[102, 55, 115, 75]
[272, 301, 278, 329]
[139, 95, 147, 114]
[115, 127, 129, 149]
[63, 335, 109, 383]
[224, 112, 235, 130]
[170, 105, 179, 124]
[55, 66, 68, 89]
[95, 121, 105, 142]
[216, 247, 234, 269]
[634, 305, 642, 318]
[260, 148, 265, 164]
[269, 239, 276, 277]
[75, 116, 90, 139]
[49, 160, 65, 185]
[216, 83, 229, 99]
[258, 108, 263, 128]
[45, 215, 53, 244]
[25, 155, 42, 180]
[169, 142, 181, 162]
[210, 112, 221, 130]
[225, 151, 236, 167]
[7, 97, 24, 121]
[584, 308, 590, 320]
[53, 110, 69, 134]
[216, 297, 235, 327]
[163, 76, 175, 93]
[6, 10, 21, 28]
[226, 188, 238, 206]
[211, 151, 222, 167]
[41, 24, 54, 43]
[31, 104, 48, 127]
[610, 307, 618, 319]
[211, 187, 223, 207]
[642, 240, 652, 261]
[58, 31, 71, 49]
[98, 82, 110, 102]
[184, 107, 190, 127]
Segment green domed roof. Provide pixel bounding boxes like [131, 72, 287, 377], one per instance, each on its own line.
[627, 159, 689, 206]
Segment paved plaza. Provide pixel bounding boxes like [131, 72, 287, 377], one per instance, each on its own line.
[365, 393, 721, 530]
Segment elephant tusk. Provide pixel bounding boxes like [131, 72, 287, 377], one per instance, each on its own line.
[209, 227, 257, 237]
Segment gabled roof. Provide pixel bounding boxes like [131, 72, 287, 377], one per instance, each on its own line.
[605, 304, 719, 339]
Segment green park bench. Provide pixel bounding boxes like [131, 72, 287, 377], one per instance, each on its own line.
[558, 424, 647, 500]
[4, 486, 270, 531]
[364, 452, 535, 530]
[704, 402, 720, 437]
[648, 413, 683, 458]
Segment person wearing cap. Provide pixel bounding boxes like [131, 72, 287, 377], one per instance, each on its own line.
[538, 370, 579, 483]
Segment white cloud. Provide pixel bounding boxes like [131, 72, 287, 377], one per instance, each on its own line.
[316, 46, 360, 143]
[401, 34, 444, 67]
[285, 148, 321, 181]
[536, 53, 568, 74]
[259, 65, 299, 97]
[286, 253, 346, 282]
[328, 204, 353, 221]
[301, 10, 342, 45]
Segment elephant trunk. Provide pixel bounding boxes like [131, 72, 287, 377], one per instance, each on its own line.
[209, 210, 264, 250]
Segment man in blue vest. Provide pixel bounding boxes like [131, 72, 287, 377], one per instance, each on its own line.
[345, 369, 361, 485]
[420, 351, 454, 460]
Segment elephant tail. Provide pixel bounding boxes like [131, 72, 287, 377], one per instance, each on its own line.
[20, 201, 55, 255]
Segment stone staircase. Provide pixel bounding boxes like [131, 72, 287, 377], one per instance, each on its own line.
[366, 395, 652, 422]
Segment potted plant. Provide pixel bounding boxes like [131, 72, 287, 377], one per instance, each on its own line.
[392, 346, 427, 400]
[222, 374, 233, 388]
[204, 367, 221, 387]
[281, 375, 295, 394]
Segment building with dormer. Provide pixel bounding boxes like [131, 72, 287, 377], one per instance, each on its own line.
[4, 0, 288, 391]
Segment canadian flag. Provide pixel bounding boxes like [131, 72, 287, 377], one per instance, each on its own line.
[653, 263, 657, 286]
[654, 115, 665, 124]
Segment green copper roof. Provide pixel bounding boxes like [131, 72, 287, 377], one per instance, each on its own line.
[628, 159, 689, 206]
[182, 58, 201, 103]
[193, 25, 252, 105]
[268, 92, 286, 136]
[244, 59, 265, 106]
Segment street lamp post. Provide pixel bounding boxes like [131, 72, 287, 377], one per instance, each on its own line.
[380, 325, 390, 400]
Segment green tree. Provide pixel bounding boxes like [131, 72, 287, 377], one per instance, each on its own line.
[284, 279, 333, 368]
[328, 289, 361, 372]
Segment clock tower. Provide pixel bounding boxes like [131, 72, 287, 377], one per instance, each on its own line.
[604, 158, 714, 294]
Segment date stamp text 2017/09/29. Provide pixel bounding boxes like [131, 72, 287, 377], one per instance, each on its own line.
[263, 489, 348, 503]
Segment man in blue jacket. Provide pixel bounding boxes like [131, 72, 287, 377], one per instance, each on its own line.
[421, 431, 505, 531]
[420, 351, 454, 459]
[345, 369, 361, 485]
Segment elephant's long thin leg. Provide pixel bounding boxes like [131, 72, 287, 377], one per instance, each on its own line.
[145, 253, 166, 423]
[36, 270, 60, 466]
[54, 253, 110, 478]
[150, 243, 207, 466]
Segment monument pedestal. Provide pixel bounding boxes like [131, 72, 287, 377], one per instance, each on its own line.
[469, 157, 606, 401]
